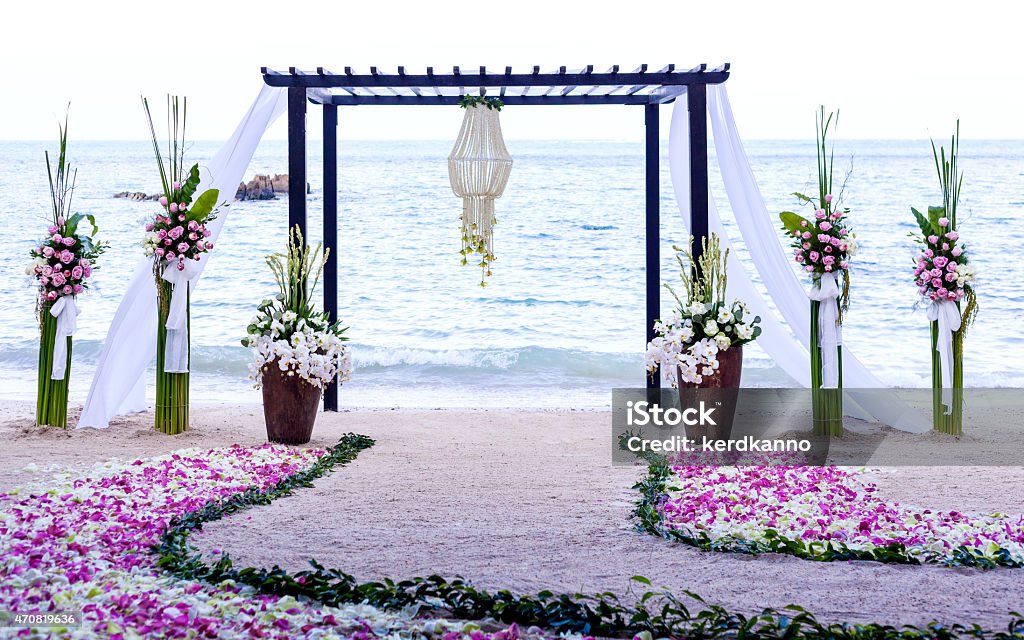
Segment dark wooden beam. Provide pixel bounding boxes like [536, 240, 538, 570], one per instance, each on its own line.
[322, 104, 339, 412]
[687, 83, 709, 270]
[645, 103, 661, 390]
[287, 86, 307, 238]
[328, 94, 686, 106]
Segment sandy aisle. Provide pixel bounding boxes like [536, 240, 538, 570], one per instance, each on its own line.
[3, 403, 1024, 629]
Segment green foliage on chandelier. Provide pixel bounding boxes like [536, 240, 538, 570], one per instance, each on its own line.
[458, 95, 505, 111]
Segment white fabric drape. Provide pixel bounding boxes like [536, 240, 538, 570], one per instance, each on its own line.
[927, 299, 962, 411]
[78, 85, 287, 428]
[49, 296, 79, 380]
[670, 86, 929, 433]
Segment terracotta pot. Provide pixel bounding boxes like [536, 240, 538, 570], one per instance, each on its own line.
[678, 345, 743, 441]
[261, 358, 322, 444]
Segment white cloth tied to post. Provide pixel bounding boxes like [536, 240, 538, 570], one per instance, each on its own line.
[160, 259, 202, 373]
[49, 296, 79, 380]
[927, 299, 962, 412]
[808, 271, 843, 389]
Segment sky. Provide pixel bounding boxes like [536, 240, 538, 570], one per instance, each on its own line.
[3, 0, 1023, 142]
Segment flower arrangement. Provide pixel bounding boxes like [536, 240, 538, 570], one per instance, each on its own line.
[652, 460, 1024, 567]
[645, 234, 761, 386]
[779, 107, 851, 436]
[142, 95, 221, 435]
[28, 114, 106, 428]
[911, 122, 978, 434]
[244, 227, 351, 390]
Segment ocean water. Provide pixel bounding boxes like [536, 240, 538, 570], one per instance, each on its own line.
[0, 138, 1021, 408]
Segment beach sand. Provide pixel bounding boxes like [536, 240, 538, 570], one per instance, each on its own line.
[2, 401, 1023, 629]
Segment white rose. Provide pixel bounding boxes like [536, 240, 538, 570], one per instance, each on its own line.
[715, 335, 731, 351]
[704, 321, 719, 336]
[689, 302, 707, 316]
[717, 308, 734, 324]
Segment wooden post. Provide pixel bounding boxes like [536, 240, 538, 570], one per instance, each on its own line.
[323, 104, 339, 412]
[287, 86, 308, 237]
[645, 103, 661, 390]
[687, 83, 709, 269]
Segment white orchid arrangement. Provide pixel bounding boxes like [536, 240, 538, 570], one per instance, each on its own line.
[242, 227, 351, 389]
[645, 234, 762, 386]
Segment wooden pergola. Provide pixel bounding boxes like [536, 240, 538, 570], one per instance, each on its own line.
[262, 63, 731, 410]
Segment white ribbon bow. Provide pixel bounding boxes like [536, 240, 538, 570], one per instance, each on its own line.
[808, 271, 843, 389]
[160, 259, 202, 374]
[49, 296, 79, 380]
[927, 299, 962, 413]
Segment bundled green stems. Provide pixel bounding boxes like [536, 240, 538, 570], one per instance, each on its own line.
[155, 278, 189, 434]
[810, 299, 843, 437]
[931, 322, 964, 436]
[36, 302, 72, 428]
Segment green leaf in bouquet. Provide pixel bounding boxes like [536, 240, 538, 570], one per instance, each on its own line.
[187, 188, 220, 222]
[179, 164, 202, 204]
[752, 326, 763, 338]
[927, 205, 946, 232]
[791, 192, 814, 204]
[910, 207, 933, 237]
[779, 211, 809, 235]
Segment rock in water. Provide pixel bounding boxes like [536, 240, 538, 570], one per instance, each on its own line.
[236, 174, 291, 201]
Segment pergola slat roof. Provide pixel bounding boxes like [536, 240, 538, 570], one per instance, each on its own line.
[262, 63, 730, 106]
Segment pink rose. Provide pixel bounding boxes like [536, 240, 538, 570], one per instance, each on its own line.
[824, 265, 833, 272]
[933, 256, 948, 268]
[169, 226, 184, 239]
[164, 238, 172, 246]
[188, 232, 198, 241]
[800, 220, 808, 228]
[42, 246, 54, 257]
[945, 261, 957, 272]
[822, 255, 835, 265]
[47, 225, 58, 234]
[52, 273, 66, 286]
[52, 234, 62, 243]
[205, 242, 214, 251]
[840, 228, 849, 236]
[946, 231, 959, 242]
[46, 291, 58, 301]
[805, 265, 814, 272]
[177, 261, 186, 271]
[928, 235, 939, 244]
[944, 273, 956, 282]
[178, 215, 186, 222]
[941, 243, 949, 251]
[166, 252, 176, 261]
[73, 284, 84, 294]
[42, 266, 53, 276]
[154, 248, 165, 258]
[177, 242, 190, 253]
[203, 229, 212, 237]
[809, 251, 820, 262]
[71, 266, 84, 279]
[172, 181, 181, 191]
[60, 250, 75, 264]
[80, 258, 90, 267]
[824, 194, 833, 203]
[937, 287, 948, 297]
[924, 249, 934, 258]
[63, 237, 75, 247]
[823, 246, 833, 253]
[839, 260, 849, 269]
[801, 231, 811, 240]
[819, 221, 832, 232]
[802, 242, 810, 250]
[951, 246, 963, 257]
[159, 196, 169, 207]
[795, 255, 804, 263]
[83, 266, 93, 277]
[938, 217, 949, 227]
[145, 223, 155, 232]
[188, 220, 199, 231]
[931, 278, 942, 288]
[62, 285, 72, 295]
[57, 216, 66, 226]
[814, 209, 826, 220]
[40, 276, 49, 286]
[179, 203, 188, 211]
[170, 203, 179, 214]
[157, 229, 167, 239]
